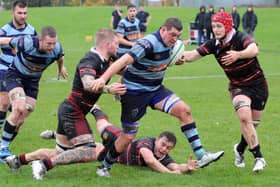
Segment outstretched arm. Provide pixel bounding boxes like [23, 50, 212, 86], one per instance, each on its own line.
[140, 147, 180, 174]
[90, 54, 134, 92]
[166, 155, 199, 174]
[176, 49, 202, 65]
[0, 37, 12, 45]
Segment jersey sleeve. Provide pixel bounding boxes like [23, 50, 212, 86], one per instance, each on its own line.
[196, 39, 216, 56]
[241, 32, 255, 48]
[160, 154, 175, 166]
[115, 20, 125, 35]
[55, 43, 65, 60]
[9, 35, 27, 51]
[78, 54, 99, 78]
[128, 38, 153, 62]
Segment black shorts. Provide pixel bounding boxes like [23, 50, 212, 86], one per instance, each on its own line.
[57, 100, 92, 140]
[139, 23, 147, 32]
[229, 80, 269, 110]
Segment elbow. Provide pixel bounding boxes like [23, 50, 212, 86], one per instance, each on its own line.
[254, 48, 259, 56]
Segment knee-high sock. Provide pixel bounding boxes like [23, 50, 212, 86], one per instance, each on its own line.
[181, 122, 205, 159]
[0, 111, 6, 129]
[1, 120, 16, 148]
[102, 144, 121, 169]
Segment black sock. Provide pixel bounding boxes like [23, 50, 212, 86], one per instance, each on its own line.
[237, 135, 248, 154]
[249, 144, 263, 158]
[102, 144, 121, 169]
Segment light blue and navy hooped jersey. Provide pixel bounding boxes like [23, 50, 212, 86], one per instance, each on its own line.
[0, 22, 37, 70]
[9, 35, 64, 78]
[122, 30, 172, 92]
[115, 17, 140, 56]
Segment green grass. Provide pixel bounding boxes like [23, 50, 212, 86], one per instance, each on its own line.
[0, 6, 280, 187]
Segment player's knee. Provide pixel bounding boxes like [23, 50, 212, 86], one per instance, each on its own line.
[25, 103, 34, 112]
[233, 100, 250, 111]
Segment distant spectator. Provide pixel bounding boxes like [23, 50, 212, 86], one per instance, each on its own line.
[219, 7, 225, 12]
[242, 4, 258, 37]
[136, 6, 151, 37]
[194, 5, 206, 45]
[204, 5, 215, 41]
[110, 3, 123, 30]
[231, 5, 240, 30]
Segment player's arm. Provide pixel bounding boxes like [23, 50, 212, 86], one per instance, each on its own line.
[0, 37, 12, 45]
[140, 147, 180, 174]
[117, 9, 123, 17]
[110, 16, 114, 29]
[166, 155, 198, 174]
[90, 53, 133, 92]
[221, 42, 259, 66]
[56, 56, 68, 79]
[146, 15, 152, 26]
[177, 49, 202, 64]
[116, 33, 135, 47]
[82, 72, 126, 95]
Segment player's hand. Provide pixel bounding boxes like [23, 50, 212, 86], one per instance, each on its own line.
[89, 78, 106, 93]
[221, 50, 239, 66]
[108, 82, 127, 95]
[186, 155, 199, 172]
[176, 53, 186, 65]
[58, 66, 68, 80]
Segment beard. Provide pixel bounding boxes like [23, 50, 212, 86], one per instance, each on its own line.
[14, 18, 26, 27]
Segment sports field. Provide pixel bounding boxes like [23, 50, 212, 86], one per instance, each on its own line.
[0, 6, 279, 187]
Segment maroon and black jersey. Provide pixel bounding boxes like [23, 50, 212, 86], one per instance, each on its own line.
[67, 48, 110, 113]
[117, 137, 175, 166]
[197, 31, 266, 87]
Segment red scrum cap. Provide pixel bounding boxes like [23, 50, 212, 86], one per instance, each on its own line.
[211, 12, 233, 34]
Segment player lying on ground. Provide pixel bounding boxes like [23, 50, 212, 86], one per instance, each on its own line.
[5, 106, 198, 179]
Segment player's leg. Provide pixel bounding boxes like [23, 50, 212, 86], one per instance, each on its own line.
[0, 71, 10, 130]
[97, 93, 142, 176]
[32, 101, 97, 179]
[233, 95, 266, 172]
[153, 86, 224, 168]
[6, 148, 60, 172]
[0, 87, 26, 160]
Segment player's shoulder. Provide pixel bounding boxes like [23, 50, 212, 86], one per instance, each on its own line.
[80, 49, 103, 67]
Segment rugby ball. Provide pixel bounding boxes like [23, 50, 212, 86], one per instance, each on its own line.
[168, 40, 185, 66]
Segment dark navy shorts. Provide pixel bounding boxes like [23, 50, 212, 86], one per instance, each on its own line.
[0, 70, 7, 92]
[120, 85, 173, 124]
[6, 67, 39, 99]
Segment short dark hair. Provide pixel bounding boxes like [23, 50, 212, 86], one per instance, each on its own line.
[158, 131, 177, 147]
[127, 4, 136, 10]
[162, 18, 183, 31]
[12, 0, 27, 10]
[41, 26, 57, 38]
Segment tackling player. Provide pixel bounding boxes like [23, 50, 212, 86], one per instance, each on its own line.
[179, 11, 268, 172]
